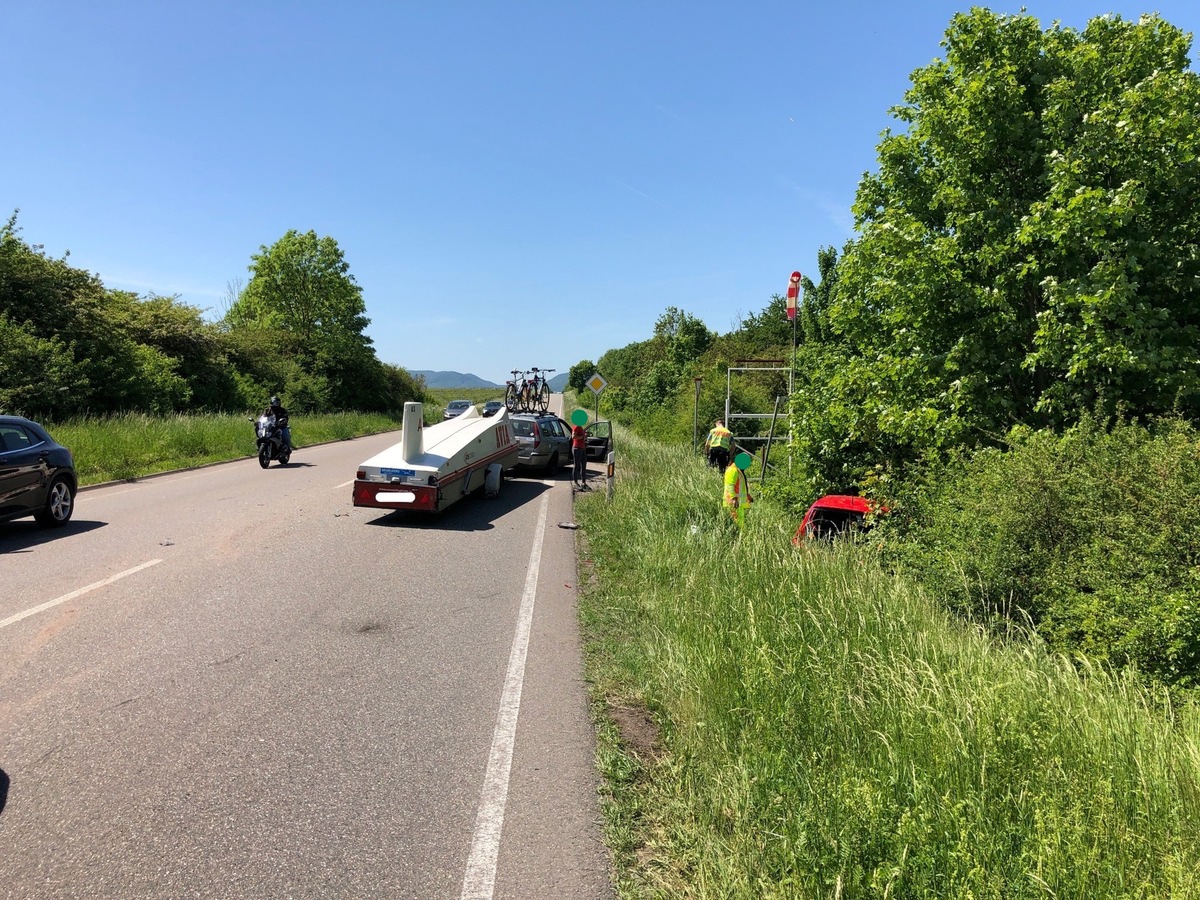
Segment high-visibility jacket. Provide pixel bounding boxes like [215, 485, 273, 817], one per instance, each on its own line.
[706, 426, 732, 451]
[723, 462, 751, 521]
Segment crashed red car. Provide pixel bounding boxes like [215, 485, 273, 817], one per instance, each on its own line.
[792, 495, 885, 544]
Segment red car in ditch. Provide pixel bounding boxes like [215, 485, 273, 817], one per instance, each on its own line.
[792, 495, 885, 544]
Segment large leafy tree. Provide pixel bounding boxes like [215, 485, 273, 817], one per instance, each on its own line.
[802, 10, 1200, 490]
[225, 229, 380, 409]
[227, 229, 370, 352]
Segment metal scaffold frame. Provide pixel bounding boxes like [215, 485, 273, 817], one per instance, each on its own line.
[725, 358, 792, 477]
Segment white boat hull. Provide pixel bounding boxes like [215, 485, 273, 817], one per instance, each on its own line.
[352, 402, 518, 513]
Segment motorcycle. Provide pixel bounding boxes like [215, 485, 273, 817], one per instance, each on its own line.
[252, 413, 292, 468]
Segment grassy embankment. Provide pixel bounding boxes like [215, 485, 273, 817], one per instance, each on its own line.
[425, 387, 507, 404]
[573, 427, 1200, 898]
[54, 411, 403, 486]
[57, 387, 548, 486]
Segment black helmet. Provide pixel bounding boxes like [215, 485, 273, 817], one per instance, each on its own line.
[270, 396, 281, 408]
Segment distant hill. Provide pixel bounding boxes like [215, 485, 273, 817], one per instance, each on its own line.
[412, 370, 571, 391]
[412, 370, 501, 389]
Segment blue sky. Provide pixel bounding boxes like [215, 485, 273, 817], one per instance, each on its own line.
[6, 1, 1199, 386]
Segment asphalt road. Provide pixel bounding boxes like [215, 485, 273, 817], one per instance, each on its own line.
[0, 416, 611, 898]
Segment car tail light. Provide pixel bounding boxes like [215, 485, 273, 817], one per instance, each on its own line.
[532, 422, 541, 449]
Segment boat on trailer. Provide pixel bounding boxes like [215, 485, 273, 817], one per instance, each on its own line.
[352, 401, 519, 513]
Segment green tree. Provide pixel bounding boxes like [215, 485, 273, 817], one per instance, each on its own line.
[0, 314, 88, 417]
[1, 214, 193, 416]
[653, 306, 714, 370]
[1022, 17, 1200, 421]
[735, 295, 792, 351]
[226, 230, 371, 357]
[226, 229, 392, 410]
[802, 10, 1200, 490]
[567, 359, 596, 395]
[112, 292, 246, 410]
[597, 340, 657, 392]
[799, 247, 838, 347]
[614, 308, 716, 415]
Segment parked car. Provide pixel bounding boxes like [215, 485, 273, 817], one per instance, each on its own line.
[792, 495, 884, 543]
[481, 400, 504, 417]
[443, 399, 473, 420]
[509, 414, 571, 472]
[0, 415, 78, 527]
[582, 420, 611, 460]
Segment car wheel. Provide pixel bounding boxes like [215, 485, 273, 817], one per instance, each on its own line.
[546, 451, 559, 473]
[35, 476, 75, 527]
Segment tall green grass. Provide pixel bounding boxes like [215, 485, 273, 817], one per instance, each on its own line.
[575, 429, 1200, 898]
[51, 411, 402, 485]
[426, 387, 507, 406]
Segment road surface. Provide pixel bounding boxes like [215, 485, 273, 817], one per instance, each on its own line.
[0, 414, 611, 899]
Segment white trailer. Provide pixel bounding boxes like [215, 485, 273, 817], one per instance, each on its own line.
[352, 401, 519, 514]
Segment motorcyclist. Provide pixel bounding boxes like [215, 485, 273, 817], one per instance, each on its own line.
[262, 396, 292, 450]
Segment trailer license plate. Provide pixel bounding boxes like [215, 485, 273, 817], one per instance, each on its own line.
[381, 468, 416, 478]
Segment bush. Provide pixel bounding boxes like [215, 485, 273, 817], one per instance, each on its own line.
[879, 418, 1200, 693]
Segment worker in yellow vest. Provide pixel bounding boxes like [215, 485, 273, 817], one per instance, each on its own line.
[723, 452, 753, 528]
[704, 419, 733, 469]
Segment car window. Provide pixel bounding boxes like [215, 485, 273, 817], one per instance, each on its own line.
[542, 419, 563, 437]
[511, 420, 534, 437]
[0, 425, 35, 452]
[587, 422, 611, 439]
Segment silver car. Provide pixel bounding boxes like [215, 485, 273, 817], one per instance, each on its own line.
[509, 414, 571, 472]
[443, 399, 473, 420]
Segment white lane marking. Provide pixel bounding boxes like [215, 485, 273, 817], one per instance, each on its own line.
[0, 559, 163, 631]
[335, 480, 355, 489]
[79, 486, 141, 500]
[461, 493, 550, 900]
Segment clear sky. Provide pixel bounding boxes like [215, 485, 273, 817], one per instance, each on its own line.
[6, 1, 1199, 386]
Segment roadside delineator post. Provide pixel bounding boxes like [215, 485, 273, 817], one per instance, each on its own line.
[606, 451, 615, 501]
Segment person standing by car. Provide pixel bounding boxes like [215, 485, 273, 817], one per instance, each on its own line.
[571, 421, 589, 489]
[723, 452, 753, 529]
[264, 396, 292, 449]
[704, 419, 733, 470]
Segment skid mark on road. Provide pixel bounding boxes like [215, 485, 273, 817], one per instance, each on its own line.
[460, 492, 550, 900]
[0, 559, 163, 631]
